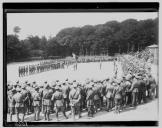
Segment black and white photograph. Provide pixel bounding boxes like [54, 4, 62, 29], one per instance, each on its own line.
[3, 2, 159, 127]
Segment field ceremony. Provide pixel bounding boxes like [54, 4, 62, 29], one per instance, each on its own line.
[6, 12, 158, 123]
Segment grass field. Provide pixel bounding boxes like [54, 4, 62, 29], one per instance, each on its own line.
[7, 61, 123, 84]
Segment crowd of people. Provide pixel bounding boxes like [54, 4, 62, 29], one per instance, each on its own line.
[7, 54, 158, 122]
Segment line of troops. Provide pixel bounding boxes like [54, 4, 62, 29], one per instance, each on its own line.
[18, 56, 115, 77]
[19, 61, 67, 77]
[7, 69, 157, 122]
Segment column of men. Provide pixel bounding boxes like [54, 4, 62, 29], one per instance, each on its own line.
[7, 71, 157, 122]
[19, 61, 66, 77]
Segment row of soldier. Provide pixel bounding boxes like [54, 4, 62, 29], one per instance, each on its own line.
[18, 56, 114, 77]
[19, 61, 66, 77]
[7, 69, 157, 122]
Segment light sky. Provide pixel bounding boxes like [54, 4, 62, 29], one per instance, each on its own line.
[7, 12, 158, 40]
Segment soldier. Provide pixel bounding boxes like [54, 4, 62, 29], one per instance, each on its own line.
[42, 84, 53, 121]
[124, 75, 132, 107]
[86, 83, 94, 118]
[51, 85, 68, 121]
[93, 82, 101, 113]
[32, 86, 41, 121]
[69, 83, 81, 120]
[138, 75, 147, 104]
[61, 81, 70, 111]
[21, 84, 29, 116]
[8, 88, 16, 122]
[113, 80, 123, 114]
[129, 75, 140, 107]
[13, 87, 25, 122]
[148, 74, 157, 99]
[105, 79, 114, 112]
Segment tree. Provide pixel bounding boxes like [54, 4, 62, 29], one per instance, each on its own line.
[13, 26, 21, 36]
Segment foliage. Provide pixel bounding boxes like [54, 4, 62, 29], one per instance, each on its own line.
[7, 18, 158, 63]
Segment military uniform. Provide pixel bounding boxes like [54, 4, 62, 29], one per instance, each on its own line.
[42, 85, 53, 121]
[86, 85, 94, 117]
[105, 82, 114, 111]
[93, 84, 101, 113]
[8, 89, 16, 121]
[113, 82, 122, 114]
[138, 78, 147, 104]
[13, 88, 25, 122]
[32, 87, 41, 121]
[148, 75, 157, 99]
[129, 77, 139, 107]
[61, 83, 70, 111]
[21, 85, 29, 115]
[51, 86, 68, 121]
[69, 84, 81, 120]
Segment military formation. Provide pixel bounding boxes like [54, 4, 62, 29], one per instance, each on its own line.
[19, 60, 73, 77]
[8, 53, 158, 122]
[7, 71, 157, 122]
[19, 56, 114, 77]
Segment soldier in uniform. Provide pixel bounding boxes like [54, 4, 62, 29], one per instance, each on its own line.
[93, 82, 101, 113]
[13, 87, 25, 122]
[113, 80, 123, 114]
[86, 83, 94, 117]
[69, 83, 81, 120]
[124, 74, 132, 107]
[138, 75, 147, 104]
[42, 84, 53, 121]
[32, 86, 41, 121]
[148, 74, 157, 99]
[51, 85, 68, 121]
[129, 75, 140, 107]
[21, 84, 29, 115]
[8, 88, 16, 122]
[61, 81, 70, 111]
[105, 79, 114, 112]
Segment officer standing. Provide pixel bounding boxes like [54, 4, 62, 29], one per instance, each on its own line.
[69, 83, 81, 120]
[113, 80, 123, 114]
[8, 88, 16, 122]
[42, 83, 53, 121]
[32, 86, 41, 121]
[86, 83, 94, 118]
[105, 80, 114, 112]
[51, 85, 68, 121]
[129, 75, 140, 107]
[13, 87, 25, 122]
[61, 81, 70, 111]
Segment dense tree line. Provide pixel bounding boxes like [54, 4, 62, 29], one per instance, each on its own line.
[7, 18, 158, 63]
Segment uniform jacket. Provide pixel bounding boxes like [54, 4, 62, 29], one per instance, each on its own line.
[69, 88, 81, 106]
[51, 90, 64, 107]
[86, 89, 94, 106]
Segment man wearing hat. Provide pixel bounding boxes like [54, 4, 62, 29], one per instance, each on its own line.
[13, 87, 25, 122]
[86, 83, 94, 117]
[61, 81, 70, 111]
[129, 75, 140, 107]
[21, 84, 30, 115]
[51, 85, 68, 121]
[138, 76, 147, 104]
[105, 80, 114, 112]
[113, 80, 123, 114]
[93, 82, 101, 113]
[8, 88, 17, 122]
[69, 83, 81, 120]
[124, 76, 132, 107]
[32, 86, 41, 121]
[147, 74, 157, 99]
[42, 84, 53, 121]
